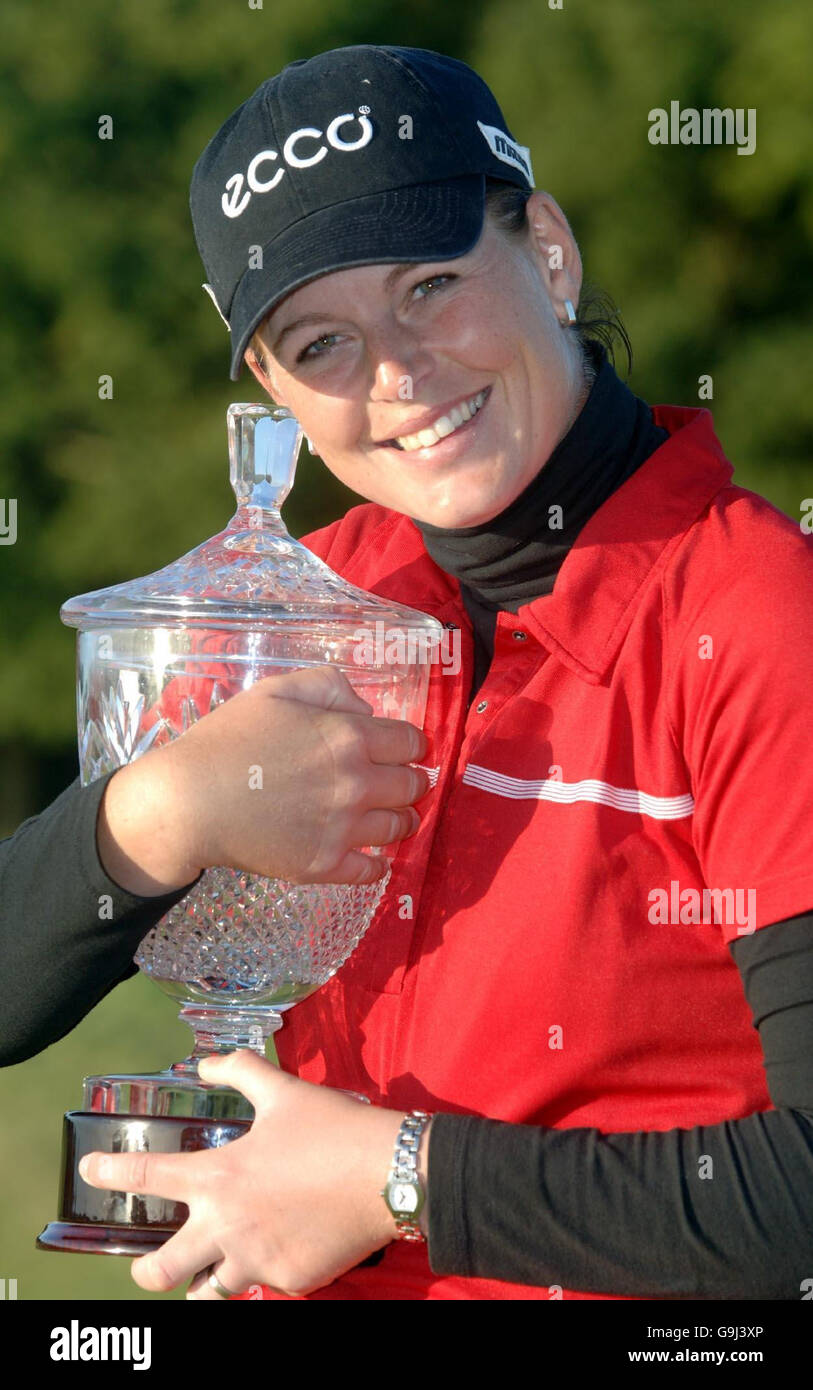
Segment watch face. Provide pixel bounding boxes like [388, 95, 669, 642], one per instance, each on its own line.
[390, 1182, 419, 1214]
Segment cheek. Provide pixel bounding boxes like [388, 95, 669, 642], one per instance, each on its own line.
[438, 294, 529, 373]
[318, 453, 394, 512]
[283, 389, 361, 452]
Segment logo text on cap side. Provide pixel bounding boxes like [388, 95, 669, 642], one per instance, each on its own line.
[476, 121, 534, 184]
[222, 112, 375, 219]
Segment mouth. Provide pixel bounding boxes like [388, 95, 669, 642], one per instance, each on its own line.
[376, 386, 492, 461]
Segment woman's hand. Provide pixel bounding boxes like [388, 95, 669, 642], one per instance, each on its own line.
[97, 665, 430, 894]
[77, 1051, 411, 1299]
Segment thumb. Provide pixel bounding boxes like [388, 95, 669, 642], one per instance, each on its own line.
[197, 1049, 283, 1110]
[263, 665, 373, 715]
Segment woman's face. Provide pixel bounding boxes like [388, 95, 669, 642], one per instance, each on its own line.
[246, 190, 587, 529]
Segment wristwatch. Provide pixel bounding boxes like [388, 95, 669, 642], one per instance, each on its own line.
[380, 1110, 431, 1242]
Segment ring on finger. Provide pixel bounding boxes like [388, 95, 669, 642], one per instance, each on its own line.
[207, 1264, 243, 1299]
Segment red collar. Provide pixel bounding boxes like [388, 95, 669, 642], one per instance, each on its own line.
[516, 405, 734, 684]
[338, 405, 734, 686]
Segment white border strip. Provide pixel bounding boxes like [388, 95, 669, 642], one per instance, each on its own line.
[462, 764, 694, 821]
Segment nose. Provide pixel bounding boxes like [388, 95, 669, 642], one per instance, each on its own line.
[366, 319, 434, 402]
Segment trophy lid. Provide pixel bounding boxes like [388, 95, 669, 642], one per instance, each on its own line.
[60, 404, 441, 637]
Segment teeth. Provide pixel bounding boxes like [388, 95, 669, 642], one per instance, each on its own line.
[395, 389, 487, 451]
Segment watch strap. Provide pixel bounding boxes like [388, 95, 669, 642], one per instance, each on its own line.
[381, 1109, 431, 1242]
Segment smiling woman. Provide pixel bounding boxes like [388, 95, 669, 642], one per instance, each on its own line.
[6, 42, 813, 1307]
[186, 46, 813, 1303]
[241, 199, 582, 529]
[241, 180, 627, 528]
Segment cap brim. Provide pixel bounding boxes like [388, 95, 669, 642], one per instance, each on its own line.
[229, 174, 486, 380]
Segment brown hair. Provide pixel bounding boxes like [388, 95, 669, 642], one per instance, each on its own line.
[483, 177, 632, 375]
[248, 177, 632, 380]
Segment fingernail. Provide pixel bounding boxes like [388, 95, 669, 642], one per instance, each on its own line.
[83, 1154, 111, 1183]
[79, 1154, 108, 1183]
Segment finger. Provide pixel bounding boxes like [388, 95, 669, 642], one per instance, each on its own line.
[186, 1260, 252, 1302]
[131, 1223, 219, 1293]
[261, 666, 372, 714]
[196, 1047, 292, 1112]
[78, 1150, 190, 1203]
[185, 1267, 215, 1300]
[364, 762, 430, 810]
[322, 849, 391, 885]
[350, 806, 420, 849]
[365, 718, 428, 765]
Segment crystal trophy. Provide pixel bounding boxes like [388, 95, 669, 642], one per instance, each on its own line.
[37, 403, 443, 1255]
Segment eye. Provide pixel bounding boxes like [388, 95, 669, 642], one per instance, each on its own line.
[296, 333, 342, 364]
[293, 275, 456, 365]
[412, 274, 455, 299]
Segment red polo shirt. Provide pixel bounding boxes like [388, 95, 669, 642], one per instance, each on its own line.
[240, 402, 813, 1300]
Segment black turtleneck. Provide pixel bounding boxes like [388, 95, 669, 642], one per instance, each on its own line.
[411, 339, 669, 704]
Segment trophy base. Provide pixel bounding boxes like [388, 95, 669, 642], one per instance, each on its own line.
[37, 1108, 253, 1257]
[36, 1221, 181, 1257]
[37, 1051, 371, 1257]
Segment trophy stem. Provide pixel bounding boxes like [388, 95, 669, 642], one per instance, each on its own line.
[170, 1003, 284, 1076]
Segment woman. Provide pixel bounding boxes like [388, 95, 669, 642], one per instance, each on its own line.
[5, 44, 813, 1301]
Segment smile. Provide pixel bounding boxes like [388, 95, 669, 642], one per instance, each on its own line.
[385, 388, 491, 452]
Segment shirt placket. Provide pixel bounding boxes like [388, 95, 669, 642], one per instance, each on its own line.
[398, 608, 548, 986]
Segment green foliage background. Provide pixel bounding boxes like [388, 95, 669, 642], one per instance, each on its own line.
[0, 0, 811, 1300]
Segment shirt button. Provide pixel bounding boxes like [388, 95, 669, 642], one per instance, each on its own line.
[512, 630, 527, 640]
[476, 699, 488, 713]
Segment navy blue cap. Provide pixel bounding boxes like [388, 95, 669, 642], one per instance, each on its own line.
[189, 45, 534, 379]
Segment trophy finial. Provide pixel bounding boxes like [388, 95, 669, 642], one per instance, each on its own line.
[227, 402, 303, 512]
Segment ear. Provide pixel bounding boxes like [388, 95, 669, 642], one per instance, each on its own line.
[244, 345, 288, 407]
[523, 189, 583, 321]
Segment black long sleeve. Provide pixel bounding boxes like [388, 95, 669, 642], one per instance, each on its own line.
[4, 774, 813, 1299]
[426, 912, 813, 1299]
[0, 771, 199, 1066]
